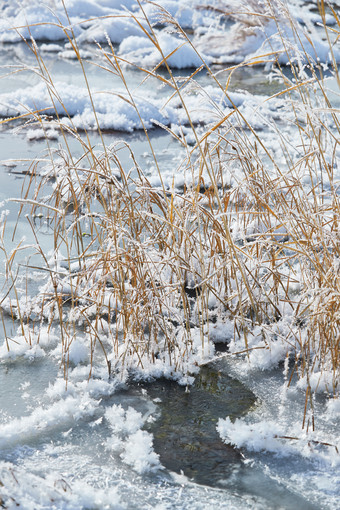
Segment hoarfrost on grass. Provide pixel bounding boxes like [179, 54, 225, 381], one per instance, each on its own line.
[0, 0, 339, 508]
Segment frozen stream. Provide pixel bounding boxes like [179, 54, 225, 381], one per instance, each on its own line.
[0, 3, 340, 508]
[0, 90, 337, 510]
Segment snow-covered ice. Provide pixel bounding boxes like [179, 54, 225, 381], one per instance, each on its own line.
[0, 0, 339, 509]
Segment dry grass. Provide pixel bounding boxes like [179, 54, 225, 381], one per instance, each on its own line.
[0, 0, 339, 420]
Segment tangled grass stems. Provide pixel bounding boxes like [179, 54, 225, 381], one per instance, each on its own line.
[0, 0, 339, 422]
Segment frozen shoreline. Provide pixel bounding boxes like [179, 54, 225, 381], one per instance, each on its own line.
[0, 1, 339, 509]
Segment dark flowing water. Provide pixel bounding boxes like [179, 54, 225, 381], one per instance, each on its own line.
[139, 358, 319, 509]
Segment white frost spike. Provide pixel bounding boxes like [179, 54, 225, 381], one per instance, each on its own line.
[121, 429, 162, 474]
[105, 404, 162, 473]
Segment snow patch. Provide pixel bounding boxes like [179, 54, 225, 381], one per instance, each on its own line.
[119, 31, 211, 69]
[0, 461, 123, 510]
[105, 404, 162, 474]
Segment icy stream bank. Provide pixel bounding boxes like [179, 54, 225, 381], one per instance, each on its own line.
[0, 130, 338, 509]
[0, 0, 340, 508]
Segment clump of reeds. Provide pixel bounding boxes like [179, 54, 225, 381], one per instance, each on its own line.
[0, 0, 339, 420]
